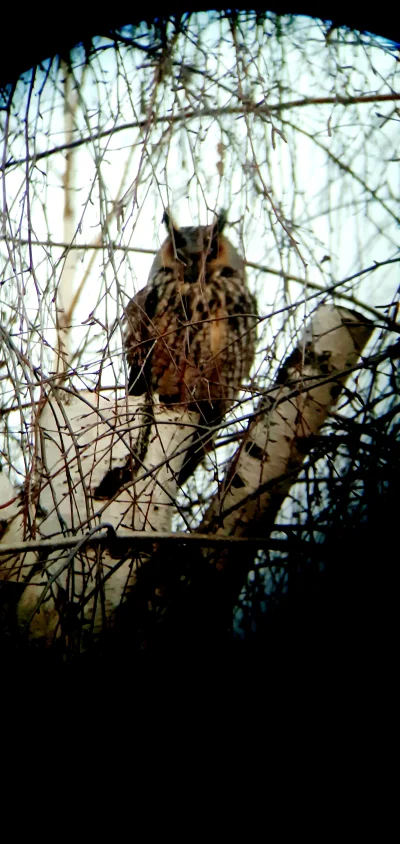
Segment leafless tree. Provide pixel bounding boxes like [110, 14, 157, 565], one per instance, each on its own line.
[0, 12, 399, 661]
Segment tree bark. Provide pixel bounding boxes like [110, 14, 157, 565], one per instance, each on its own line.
[1, 390, 198, 648]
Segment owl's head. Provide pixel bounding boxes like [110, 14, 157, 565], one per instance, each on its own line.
[153, 210, 244, 283]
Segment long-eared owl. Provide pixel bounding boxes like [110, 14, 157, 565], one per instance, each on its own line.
[124, 211, 257, 482]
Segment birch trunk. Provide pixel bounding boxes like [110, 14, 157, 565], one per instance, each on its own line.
[0, 390, 198, 648]
[55, 66, 79, 376]
[199, 305, 373, 571]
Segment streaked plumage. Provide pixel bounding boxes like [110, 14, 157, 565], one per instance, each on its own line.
[124, 211, 257, 482]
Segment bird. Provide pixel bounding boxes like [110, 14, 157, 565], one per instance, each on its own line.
[123, 210, 257, 483]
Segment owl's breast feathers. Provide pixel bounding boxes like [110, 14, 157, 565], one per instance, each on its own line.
[124, 217, 257, 424]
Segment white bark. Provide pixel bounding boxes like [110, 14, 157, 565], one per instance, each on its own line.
[0, 390, 198, 645]
[201, 306, 373, 541]
[55, 67, 79, 375]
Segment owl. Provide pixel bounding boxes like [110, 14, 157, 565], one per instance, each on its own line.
[124, 211, 257, 483]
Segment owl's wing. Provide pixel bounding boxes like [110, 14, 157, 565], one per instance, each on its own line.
[124, 284, 159, 395]
[177, 282, 258, 485]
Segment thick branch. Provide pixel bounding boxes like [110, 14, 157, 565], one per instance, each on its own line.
[4, 93, 400, 172]
[1, 390, 199, 646]
[201, 306, 373, 544]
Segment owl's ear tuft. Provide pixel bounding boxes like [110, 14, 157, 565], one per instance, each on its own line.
[163, 209, 186, 249]
[162, 209, 171, 230]
[162, 209, 181, 234]
[214, 210, 227, 234]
